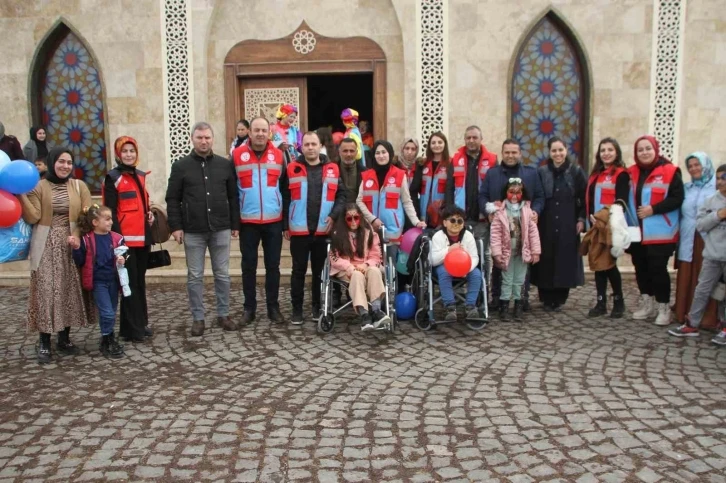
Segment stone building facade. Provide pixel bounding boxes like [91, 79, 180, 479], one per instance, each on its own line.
[0, 0, 724, 206]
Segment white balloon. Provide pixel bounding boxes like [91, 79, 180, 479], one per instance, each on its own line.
[0, 151, 10, 171]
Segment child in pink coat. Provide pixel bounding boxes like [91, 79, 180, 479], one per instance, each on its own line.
[487, 178, 541, 321]
[330, 203, 391, 330]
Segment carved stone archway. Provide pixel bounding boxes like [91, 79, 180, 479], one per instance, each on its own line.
[223, 21, 387, 144]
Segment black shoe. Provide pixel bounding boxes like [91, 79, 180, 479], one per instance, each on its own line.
[588, 295, 607, 317]
[241, 311, 256, 325]
[512, 300, 523, 321]
[445, 305, 458, 322]
[312, 305, 321, 320]
[144, 327, 154, 338]
[57, 328, 79, 356]
[371, 309, 391, 329]
[360, 311, 374, 331]
[291, 310, 304, 326]
[610, 294, 625, 319]
[543, 302, 554, 312]
[107, 333, 125, 359]
[498, 300, 510, 320]
[37, 334, 51, 365]
[552, 303, 562, 312]
[521, 299, 531, 312]
[268, 307, 286, 324]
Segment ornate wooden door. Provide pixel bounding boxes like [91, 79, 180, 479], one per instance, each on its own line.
[239, 77, 307, 133]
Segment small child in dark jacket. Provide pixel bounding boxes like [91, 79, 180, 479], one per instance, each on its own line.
[72, 204, 127, 358]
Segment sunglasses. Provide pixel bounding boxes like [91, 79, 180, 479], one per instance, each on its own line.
[446, 218, 464, 225]
[345, 214, 361, 222]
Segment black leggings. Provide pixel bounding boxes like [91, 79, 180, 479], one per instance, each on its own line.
[630, 245, 671, 303]
[594, 267, 623, 297]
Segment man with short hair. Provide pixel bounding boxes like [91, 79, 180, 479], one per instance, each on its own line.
[166, 122, 240, 336]
[283, 132, 347, 324]
[232, 117, 287, 324]
[338, 137, 363, 202]
[478, 138, 545, 311]
[0, 121, 23, 160]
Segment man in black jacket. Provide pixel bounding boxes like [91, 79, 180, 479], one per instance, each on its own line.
[283, 132, 347, 324]
[166, 122, 240, 337]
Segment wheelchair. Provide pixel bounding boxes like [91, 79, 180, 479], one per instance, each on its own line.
[409, 231, 489, 331]
[317, 227, 398, 334]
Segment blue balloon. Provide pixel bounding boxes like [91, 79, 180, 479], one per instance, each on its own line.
[0, 151, 10, 171]
[395, 292, 417, 320]
[0, 160, 40, 195]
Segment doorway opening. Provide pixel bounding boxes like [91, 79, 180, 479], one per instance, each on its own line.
[306, 73, 373, 133]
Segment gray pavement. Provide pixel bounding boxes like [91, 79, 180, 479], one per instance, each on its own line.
[1, 280, 726, 482]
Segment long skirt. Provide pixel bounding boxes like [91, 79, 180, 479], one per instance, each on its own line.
[27, 222, 93, 334]
[674, 233, 720, 329]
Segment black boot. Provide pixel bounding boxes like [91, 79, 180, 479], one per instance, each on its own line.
[512, 300, 523, 321]
[57, 327, 79, 355]
[37, 333, 51, 365]
[107, 333, 125, 359]
[498, 300, 510, 321]
[588, 294, 607, 317]
[610, 293, 625, 319]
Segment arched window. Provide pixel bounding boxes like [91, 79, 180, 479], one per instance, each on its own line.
[510, 12, 590, 167]
[30, 22, 107, 193]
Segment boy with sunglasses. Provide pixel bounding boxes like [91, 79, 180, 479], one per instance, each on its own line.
[669, 164, 726, 344]
[430, 206, 485, 322]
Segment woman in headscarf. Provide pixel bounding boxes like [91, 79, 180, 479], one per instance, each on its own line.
[228, 119, 249, 158]
[270, 104, 301, 161]
[397, 137, 419, 184]
[23, 126, 54, 163]
[673, 152, 719, 327]
[103, 136, 154, 342]
[19, 146, 93, 364]
[628, 135, 684, 326]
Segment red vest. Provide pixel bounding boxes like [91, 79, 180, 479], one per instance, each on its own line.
[628, 162, 680, 245]
[450, 145, 498, 186]
[103, 169, 149, 247]
[81, 232, 125, 291]
[585, 167, 626, 216]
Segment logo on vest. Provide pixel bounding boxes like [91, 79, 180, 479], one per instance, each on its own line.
[241, 152, 250, 162]
[653, 175, 663, 183]
[388, 177, 395, 184]
[366, 180, 374, 188]
[423, 167, 429, 175]
[458, 159, 464, 166]
[605, 176, 612, 182]
[327, 168, 335, 176]
[267, 153, 275, 161]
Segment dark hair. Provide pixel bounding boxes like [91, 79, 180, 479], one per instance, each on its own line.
[717, 164, 726, 174]
[369, 140, 395, 168]
[249, 117, 270, 128]
[236, 119, 250, 129]
[547, 136, 567, 150]
[440, 204, 466, 221]
[593, 137, 625, 173]
[500, 178, 530, 201]
[77, 204, 112, 235]
[302, 131, 320, 142]
[502, 138, 520, 149]
[425, 132, 450, 167]
[339, 137, 357, 147]
[316, 127, 337, 163]
[330, 203, 374, 260]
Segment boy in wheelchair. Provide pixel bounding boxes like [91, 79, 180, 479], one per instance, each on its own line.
[430, 205, 485, 323]
[329, 203, 391, 330]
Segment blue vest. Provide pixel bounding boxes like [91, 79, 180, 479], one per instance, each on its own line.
[360, 167, 406, 242]
[233, 142, 284, 224]
[628, 163, 680, 245]
[287, 161, 339, 236]
[418, 161, 449, 224]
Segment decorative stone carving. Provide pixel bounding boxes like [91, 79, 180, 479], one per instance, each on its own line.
[418, 0, 446, 146]
[292, 29, 316, 55]
[244, 88, 301, 126]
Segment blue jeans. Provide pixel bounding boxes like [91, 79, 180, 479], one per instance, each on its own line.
[184, 230, 231, 320]
[435, 265, 482, 307]
[93, 279, 119, 335]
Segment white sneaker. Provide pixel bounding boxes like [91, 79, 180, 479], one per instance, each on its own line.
[654, 303, 671, 326]
[632, 294, 655, 320]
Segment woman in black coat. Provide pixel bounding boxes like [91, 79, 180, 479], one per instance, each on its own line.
[531, 136, 587, 310]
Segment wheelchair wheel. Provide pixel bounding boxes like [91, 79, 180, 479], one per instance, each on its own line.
[317, 313, 335, 334]
[415, 308, 433, 331]
[466, 319, 487, 331]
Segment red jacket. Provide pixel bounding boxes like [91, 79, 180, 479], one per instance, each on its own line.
[80, 231, 125, 291]
[103, 168, 150, 247]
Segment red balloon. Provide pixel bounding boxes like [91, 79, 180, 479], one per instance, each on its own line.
[444, 247, 471, 278]
[332, 132, 344, 145]
[0, 190, 21, 228]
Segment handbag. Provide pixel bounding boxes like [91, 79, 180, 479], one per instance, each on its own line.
[147, 244, 171, 269]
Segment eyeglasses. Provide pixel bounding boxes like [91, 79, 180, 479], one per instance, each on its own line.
[345, 214, 361, 222]
[446, 218, 464, 225]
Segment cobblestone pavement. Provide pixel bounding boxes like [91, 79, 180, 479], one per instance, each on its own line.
[1, 279, 726, 483]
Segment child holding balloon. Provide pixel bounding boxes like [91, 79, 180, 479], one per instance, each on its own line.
[488, 178, 541, 321]
[430, 205, 484, 322]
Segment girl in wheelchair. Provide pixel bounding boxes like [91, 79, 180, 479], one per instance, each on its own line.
[329, 203, 391, 330]
[430, 205, 484, 322]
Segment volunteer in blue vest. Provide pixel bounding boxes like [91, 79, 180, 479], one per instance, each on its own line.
[233, 117, 287, 325]
[478, 138, 545, 311]
[628, 135, 684, 326]
[103, 136, 154, 342]
[357, 140, 426, 263]
[283, 131, 347, 325]
[584, 137, 631, 318]
[409, 132, 451, 227]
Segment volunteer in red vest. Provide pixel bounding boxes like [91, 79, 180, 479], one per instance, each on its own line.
[449, 126, 498, 236]
[357, 140, 426, 264]
[628, 135, 684, 326]
[282, 131, 347, 325]
[103, 136, 155, 342]
[584, 137, 631, 319]
[409, 132, 451, 227]
[233, 117, 287, 325]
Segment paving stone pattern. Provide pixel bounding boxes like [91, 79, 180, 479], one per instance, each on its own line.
[1, 281, 726, 482]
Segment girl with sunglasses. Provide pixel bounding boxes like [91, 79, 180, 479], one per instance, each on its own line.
[329, 204, 391, 330]
[430, 205, 485, 323]
[487, 178, 541, 320]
